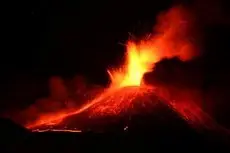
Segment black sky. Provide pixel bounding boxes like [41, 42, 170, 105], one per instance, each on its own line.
[1, 0, 230, 122]
[2, 0, 180, 79]
[2, 0, 229, 78]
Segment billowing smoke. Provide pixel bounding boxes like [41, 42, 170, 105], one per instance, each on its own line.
[7, 75, 103, 126]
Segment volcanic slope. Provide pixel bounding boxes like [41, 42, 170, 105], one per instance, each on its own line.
[34, 86, 196, 132]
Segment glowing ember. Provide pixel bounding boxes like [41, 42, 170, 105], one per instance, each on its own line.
[32, 129, 82, 133]
[26, 6, 201, 131]
[88, 86, 158, 116]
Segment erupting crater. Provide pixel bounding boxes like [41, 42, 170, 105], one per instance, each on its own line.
[26, 6, 212, 133]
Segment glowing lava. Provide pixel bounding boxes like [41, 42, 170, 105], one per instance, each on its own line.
[89, 86, 157, 116]
[108, 41, 158, 88]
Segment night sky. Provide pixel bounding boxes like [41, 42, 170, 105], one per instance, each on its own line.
[1, 0, 230, 126]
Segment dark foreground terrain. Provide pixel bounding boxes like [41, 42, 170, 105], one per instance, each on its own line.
[1, 113, 230, 153]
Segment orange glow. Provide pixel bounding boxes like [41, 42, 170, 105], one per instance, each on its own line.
[26, 6, 201, 130]
[108, 41, 158, 87]
[32, 129, 82, 133]
[108, 6, 196, 88]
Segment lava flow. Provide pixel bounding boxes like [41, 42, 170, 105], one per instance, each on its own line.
[26, 6, 208, 131]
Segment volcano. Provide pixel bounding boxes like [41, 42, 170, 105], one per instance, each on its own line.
[27, 6, 203, 131]
[24, 6, 224, 134]
[31, 86, 193, 133]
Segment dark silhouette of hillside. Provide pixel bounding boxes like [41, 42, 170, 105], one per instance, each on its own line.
[1, 101, 230, 153]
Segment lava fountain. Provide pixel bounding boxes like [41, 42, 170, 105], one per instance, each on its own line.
[26, 6, 210, 131]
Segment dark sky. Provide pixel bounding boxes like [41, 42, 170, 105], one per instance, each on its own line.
[2, 0, 229, 78]
[2, 0, 182, 79]
[1, 0, 230, 118]
[0, 0, 175, 109]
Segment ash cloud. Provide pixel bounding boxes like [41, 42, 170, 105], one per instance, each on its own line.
[6, 75, 103, 126]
